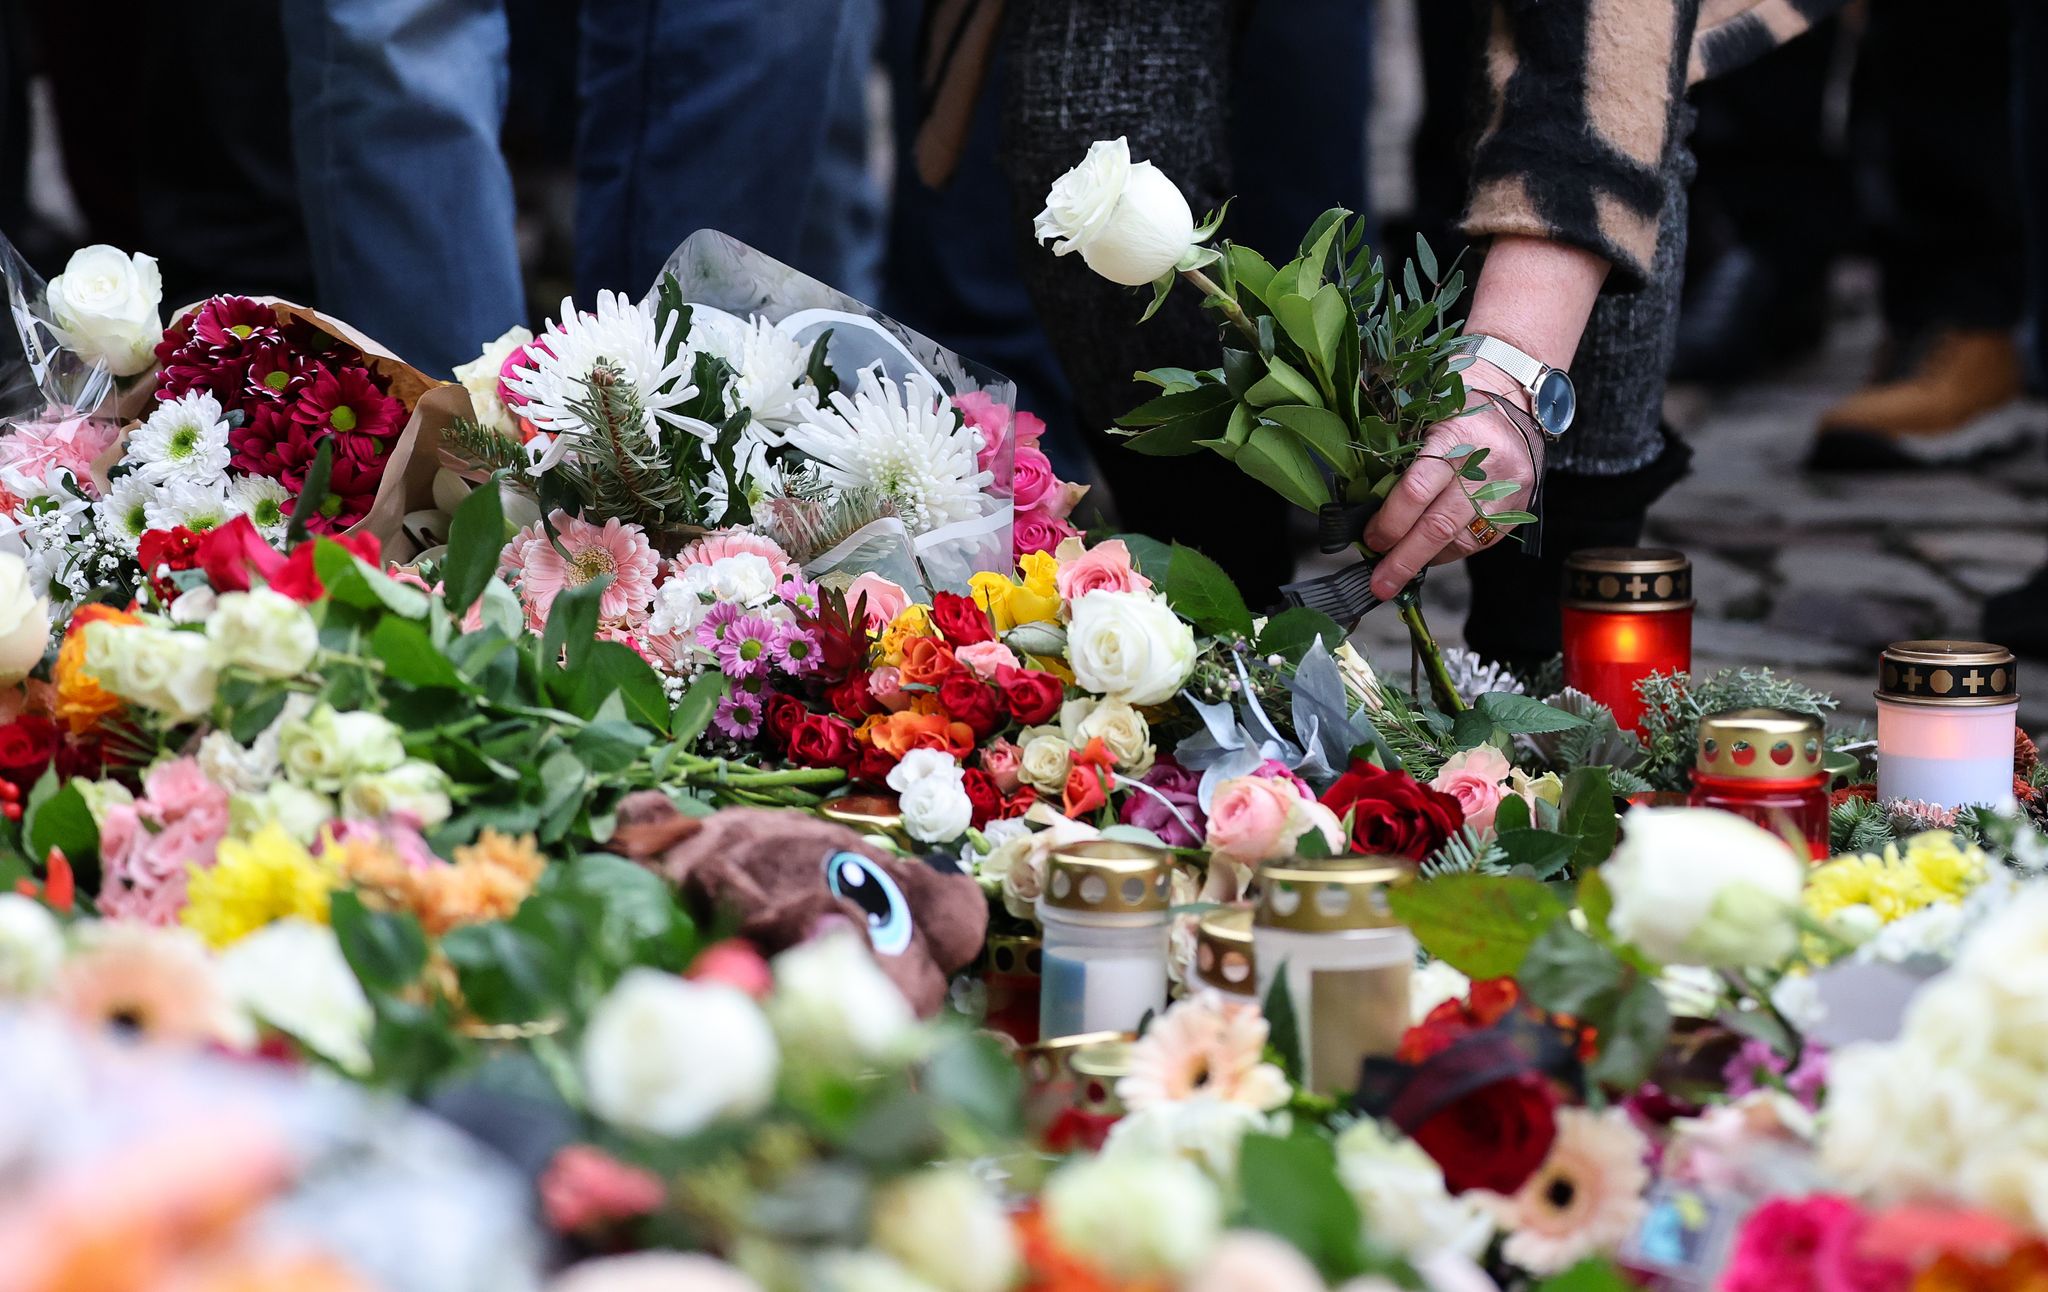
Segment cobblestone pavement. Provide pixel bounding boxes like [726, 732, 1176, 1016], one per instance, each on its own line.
[1327, 270, 2048, 735]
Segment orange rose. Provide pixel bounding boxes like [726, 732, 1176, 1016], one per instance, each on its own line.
[870, 711, 974, 759]
[898, 636, 959, 689]
[54, 604, 138, 735]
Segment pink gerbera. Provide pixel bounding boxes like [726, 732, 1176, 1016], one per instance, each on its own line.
[513, 511, 662, 627]
[673, 528, 796, 584]
[0, 413, 121, 496]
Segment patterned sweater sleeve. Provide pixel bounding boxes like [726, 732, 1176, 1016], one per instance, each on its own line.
[1459, 0, 1700, 292]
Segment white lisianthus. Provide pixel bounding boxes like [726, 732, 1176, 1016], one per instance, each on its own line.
[46, 244, 163, 377]
[1035, 138, 1199, 287]
[207, 588, 318, 678]
[217, 918, 373, 1074]
[276, 703, 406, 792]
[1076, 698, 1155, 775]
[1043, 1152, 1221, 1280]
[453, 325, 534, 436]
[768, 931, 918, 1069]
[581, 968, 778, 1137]
[1066, 590, 1197, 706]
[1333, 1120, 1493, 1260]
[228, 781, 336, 846]
[886, 751, 972, 844]
[0, 552, 49, 684]
[1603, 807, 1803, 968]
[869, 1168, 1019, 1292]
[83, 619, 216, 720]
[341, 760, 454, 828]
[0, 893, 64, 996]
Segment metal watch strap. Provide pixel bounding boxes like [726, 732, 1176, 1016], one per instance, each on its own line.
[1460, 334, 1545, 393]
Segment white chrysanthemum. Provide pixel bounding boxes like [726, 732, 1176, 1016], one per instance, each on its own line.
[143, 478, 234, 534]
[228, 474, 291, 538]
[503, 291, 704, 473]
[690, 308, 819, 434]
[128, 391, 231, 487]
[94, 474, 156, 552]
[785, 369, 992, 537]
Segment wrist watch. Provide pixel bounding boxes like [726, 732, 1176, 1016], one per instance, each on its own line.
[1459, 334, 1576, 438]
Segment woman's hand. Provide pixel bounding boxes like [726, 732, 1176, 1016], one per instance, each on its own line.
[1363, 360, 1542, 603]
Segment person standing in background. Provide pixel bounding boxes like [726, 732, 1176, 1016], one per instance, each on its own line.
[277, 0, 883, 377]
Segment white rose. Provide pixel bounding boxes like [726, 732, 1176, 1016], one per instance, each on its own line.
[1104, 1098, 1271, 1191]
[870, 1168, 1019, 1292]
[1034, 138, 1198, 287]
[1076, 698, 1155, 775]
[452, 325, 533, 436]
[581, 968, 778, 1137]
[768, 931, 917, 1069]
[207, 588, 318, 678]
[1603, 807, 1803, 968]
[83, 619, 216, 720]
[229, 781, 335, 846]
[1044, 1152, 1221, 1280]
[0, 552, 50, 684]
[984, 832, 1049, 922]
[46, 244, 164, 377]
[1066, 590, 1196, 707]
[885, 748, 958, 792]
[1017, 730, 1072, 795]
[342, 760, 454, 828]
[1183, 1232, 1326, 1292]
[217, 918, 373, 1074]
[277, 703, 406, 791]
[886, 751, 973, 842]
[1333, 1120, 1493, 1260]
[198, 730, 280, 796]
[0, 893, 64, 996]
[550, 1253, 764, 1292]
[1409, 959, 1472, 1025]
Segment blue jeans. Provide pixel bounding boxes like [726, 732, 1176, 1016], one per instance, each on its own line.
[281, 0, 881, 377]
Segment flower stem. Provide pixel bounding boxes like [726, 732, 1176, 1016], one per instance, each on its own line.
[1353, 540, 1466, 714]
[1180, 268, 1262, 347]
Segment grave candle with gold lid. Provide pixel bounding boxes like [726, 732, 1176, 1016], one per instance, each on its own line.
[1561, 548, 1693, 732]
[1876, 640, 2018, 809]
[1036, 840, 1172, 1040]
[1194, 906, 1257, 997]
[1252, 857, 1414, 1095]
[1688, 708, 1830, 858]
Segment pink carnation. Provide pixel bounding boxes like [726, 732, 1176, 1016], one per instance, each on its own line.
[97, 757, 230, 925]
[511, 510, 661, 629]
[673, 528, 796, 585]
[1722, 1195, 1909, 1292]
[1430, 745, 1514, 833]
[0, 413, 121, 497]
[1055, 538, 1153, 603]
[1014, 507, 1078, 559]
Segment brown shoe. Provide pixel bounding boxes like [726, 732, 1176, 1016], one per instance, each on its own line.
[1810, 329, 2044, 469]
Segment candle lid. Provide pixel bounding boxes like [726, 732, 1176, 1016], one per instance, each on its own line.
[1255, 857, 1409, 932]
[1696, 708, 1825, 781]
[1877, 640, 2018, 708]
[1195, 906, 1258, 995]
[1018, 1030, 1133, 1082]
[985, 934, 1041, 977]
[819, 793, 904, 829]
[1044, 840, 1174, 913]
[1069, 1039, 1133, 1115]
[1561, 547, 1694, 612]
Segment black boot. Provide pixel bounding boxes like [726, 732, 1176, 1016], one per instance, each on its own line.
[1463, 431, 1694, 673]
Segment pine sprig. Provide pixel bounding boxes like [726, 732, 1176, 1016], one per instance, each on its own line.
[1635, 667, 1840, 792]
[441, 416, 528, 477]
[1423, 824, 1509, 877]
[548, 362, 707, 547]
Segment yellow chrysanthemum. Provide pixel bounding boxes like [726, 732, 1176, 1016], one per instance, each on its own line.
[1803, 831, 1989, 927]
[969, 572, 1018, 632]
[181, 823, 338, 949]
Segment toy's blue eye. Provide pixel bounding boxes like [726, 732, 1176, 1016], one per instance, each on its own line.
[825, 851, 912, 956]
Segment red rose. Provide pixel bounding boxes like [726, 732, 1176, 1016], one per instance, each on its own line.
[963, 767, 1004, 829]
[0, 716, 60, 787]
[827, 673, 881, 723]
[937, 671, 1004, 738]
[929, 591, 994, 647]
[1409, 1071, 1559, 1196]
[195, 514, 284, 593]
[787, 713, 859, 770]
[851, 744, 899, 789]
[1001, 787, 1037, 818]
[996, 665, 1064, 726]
[1398, 979, 1524, 1064]
[762, 692, 809, 748]
[1318, 759, 1464, 860]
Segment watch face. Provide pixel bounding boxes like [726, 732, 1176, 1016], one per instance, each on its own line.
[1534, 369, 1576, 436]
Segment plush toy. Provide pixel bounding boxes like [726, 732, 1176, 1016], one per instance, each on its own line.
[612, 794, 988, 1016]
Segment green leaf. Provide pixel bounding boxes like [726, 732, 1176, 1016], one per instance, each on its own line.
[921, 1030, 1024, 1138]
[1494, 793, 1532, 834]
[1387, 874, 1566, 979]
[1559, 767, 1620, 867]
[1259, 404, 1354, 475]
[1470, 479, 1519, 502]
[1416, 234, 1440, 284]
[1226, 244, 1278, 304]
[285, 440, 335, 548]
[1111, 533, 1175, 581]
[671, 671, 730, 748]
[1262, 969, 1306, 1081]
[1450, 708, 1502, 751]
[1587, 974, 1672, 1088]
[370, 616, 467, 690]
[1162, 543, 1256, 638]
[540, 572, 609, 669]
[1114, 382, 1234, 428]
[1244, 357, 1324, 409]
[313, 542, 431, 618]
[440, 474, 506, 616]
[1496, 828, 1575, 878]
[562, 853, 682, 943]
[331, 891, 427, 993]
[574, 717, 655, 775]
[1235, 424, 1333, 512]
[1474, 693, 1589, 735]
[562, 640, 671, 731]
[1236, 1135, 1369, 1282]
[441, 922, 558, 1023]
[1123, 400, 1236, 457]
[1534, 1260, 1638, 1292]
[23, 777, 95, 865]
[1254, 607, 1345, 664]
[1519, 918, 1625, 1017]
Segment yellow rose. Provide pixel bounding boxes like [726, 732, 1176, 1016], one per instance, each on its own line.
[1031, 655, 1076, 685]
[1019, 551, 1059, 597]
[969, 573, 1018, 633]
[1008, 582, 1062, 627]
[878, 605, 937, 665]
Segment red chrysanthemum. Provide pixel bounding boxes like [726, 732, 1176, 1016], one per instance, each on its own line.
[229, 403, 296, 477]
[241, 343, 314, 407]
[291, 364, 405, 443]
[191, 296, 283, 357]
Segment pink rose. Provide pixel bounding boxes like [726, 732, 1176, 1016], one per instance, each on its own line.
[1014, 508, 1076, 558]
[845, 573, 910, 632]
[540, 1145, 666, 1236]
[1012, 408, 1045, 448]
[686, 938, 773, 999]
[1430, 745, 1514, 833]
[1054, 538, 1153, 604]
[955, 640, 1021, 681]
[498, 333, 553, 410]
[1722, 1195, 1909, 1292]
[980, 738, 1024, 793]
[1046, 478, 1089, 521]
[1206, 775, 1301, 863]
[868, 665, 911, 712]
[1011, 445, 1058, 511]
[954, 391, 1014, 475]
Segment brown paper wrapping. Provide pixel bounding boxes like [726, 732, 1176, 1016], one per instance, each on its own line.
[99, 297, 473, 564]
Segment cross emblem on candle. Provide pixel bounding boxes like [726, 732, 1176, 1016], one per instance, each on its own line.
[1624, 576, 1649, 597]
[1963, 672, 1985, 694]
[1902, 667, 1923, 689]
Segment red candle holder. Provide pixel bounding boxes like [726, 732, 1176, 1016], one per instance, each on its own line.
[1561, 548, 1694, 733]
[1687, 708, 1830, 859]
